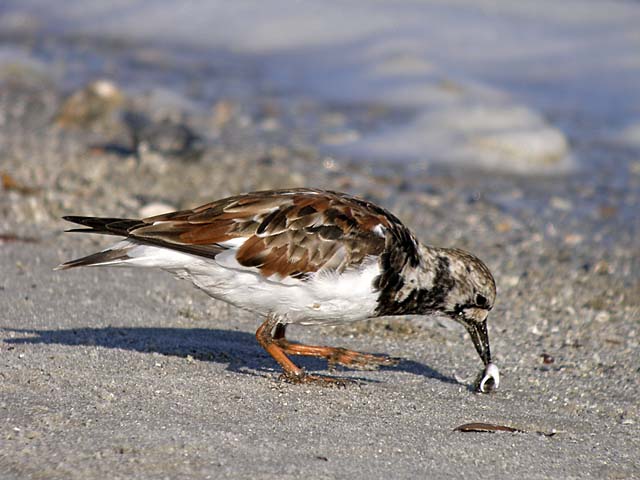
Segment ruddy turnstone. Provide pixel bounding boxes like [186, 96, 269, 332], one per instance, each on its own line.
[58, 188, 500, 392]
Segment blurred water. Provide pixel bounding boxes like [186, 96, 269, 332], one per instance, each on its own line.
[1, 0, 639, 174]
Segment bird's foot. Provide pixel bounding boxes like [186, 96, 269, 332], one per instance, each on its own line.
[272, 335, 399, 372]
[279, 370, 355, 387]
[327, 348, 401, 371]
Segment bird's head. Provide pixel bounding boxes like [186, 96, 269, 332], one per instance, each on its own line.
[435, 248, 496, 367]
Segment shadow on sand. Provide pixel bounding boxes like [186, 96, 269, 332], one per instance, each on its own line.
[2, 326, 460, 386]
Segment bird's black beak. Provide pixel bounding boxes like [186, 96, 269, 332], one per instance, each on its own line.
[464, 319, 492, 366]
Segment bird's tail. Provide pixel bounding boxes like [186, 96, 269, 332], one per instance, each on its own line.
[54, 246, 134, 270]
[55, 216, 143, 270]
[61, 216, 143, 236]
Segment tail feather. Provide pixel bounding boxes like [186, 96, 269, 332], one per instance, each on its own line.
[55, 247, 132, 270]
[62, 216, 144, 236]
[57, 216, 141, 270]
[58, 215, 224, 269]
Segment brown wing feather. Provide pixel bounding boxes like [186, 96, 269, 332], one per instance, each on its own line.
[128, 189, 418, 280]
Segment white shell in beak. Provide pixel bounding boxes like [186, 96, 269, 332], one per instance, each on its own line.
[479, 363, 500, 393]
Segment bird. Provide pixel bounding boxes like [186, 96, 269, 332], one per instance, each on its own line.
[57, 188, 500, 391]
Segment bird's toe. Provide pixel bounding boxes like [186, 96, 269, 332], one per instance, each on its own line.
[328, 349, 400, 371]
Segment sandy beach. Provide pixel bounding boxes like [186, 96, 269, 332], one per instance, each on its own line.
[1, 2, 639, 478]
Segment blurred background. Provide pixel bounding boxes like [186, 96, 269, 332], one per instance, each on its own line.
[2, 1, 640, 193]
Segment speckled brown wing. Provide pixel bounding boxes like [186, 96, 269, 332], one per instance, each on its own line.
[128, 189, 418, 280]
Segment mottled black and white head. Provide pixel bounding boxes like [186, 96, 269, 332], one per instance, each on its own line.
[437, 247, 496, 367]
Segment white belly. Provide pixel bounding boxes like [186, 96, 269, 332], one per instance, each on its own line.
[118, 241, 381, 325]
[184, 259, 380, 325]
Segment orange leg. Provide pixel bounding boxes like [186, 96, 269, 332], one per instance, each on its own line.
[256, 316, 353, 385]
[272, 324, 399, 371]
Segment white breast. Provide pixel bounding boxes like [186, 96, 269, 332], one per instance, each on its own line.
[118, 240, 381, 325]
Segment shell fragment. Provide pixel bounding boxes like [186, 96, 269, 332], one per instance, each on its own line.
[478, 363, 500, 393]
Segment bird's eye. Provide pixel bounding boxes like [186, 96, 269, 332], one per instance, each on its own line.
[475, 294, 487, 307]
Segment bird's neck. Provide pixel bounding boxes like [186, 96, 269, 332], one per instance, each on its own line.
[374, 243, 455, 316]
